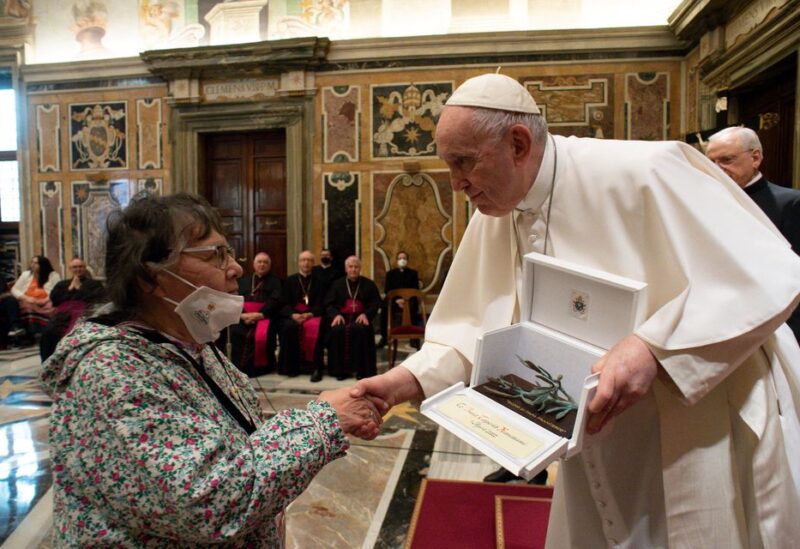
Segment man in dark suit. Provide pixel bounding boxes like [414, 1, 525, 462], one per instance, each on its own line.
[707, 126, 800, 342]
[312, 248, 344, 299]
[230, 252, 282, 376]
[279, 250, 326, 377]
[379, 250, 421, 348]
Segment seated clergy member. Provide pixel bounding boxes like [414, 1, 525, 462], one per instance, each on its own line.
[279, 250, 325, 377]
[380, 250, 421, 348]
[39, 257, 105, 361]
[230, 252, 282, 376]
[324, 256, 381, 381]
[312, 248, 344, 298]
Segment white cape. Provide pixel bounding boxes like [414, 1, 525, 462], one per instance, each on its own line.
[402, 135, 800, 548]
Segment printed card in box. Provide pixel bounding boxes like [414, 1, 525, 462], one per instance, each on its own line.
[421, 252, 647, 480]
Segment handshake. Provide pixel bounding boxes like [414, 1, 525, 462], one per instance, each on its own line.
[317, 367, 423, 440]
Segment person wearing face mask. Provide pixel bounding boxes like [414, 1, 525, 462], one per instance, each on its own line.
[41, 193, 383, 547]
[379, 250, 420, 349]
[312, 247, 344, 298]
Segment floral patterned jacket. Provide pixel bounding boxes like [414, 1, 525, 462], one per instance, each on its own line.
[41, 319, 349, 547]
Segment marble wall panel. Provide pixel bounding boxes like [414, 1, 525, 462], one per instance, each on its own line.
[69, 101, 128, 170]
[38, 181, 63, 272]
[625, 72, 669, 140]
[35, 105, 61, 173]
[322, 86, 360, 163]
[371, 82, 452, 159]
[523, 75, 613, 138]
[136, 98, 162, 169]
[685, 49, 700, 135]
[137, 177, 163, 196]
[323, 172, 360, 264]
[71, 180, 131, 277]
[372, 171, 452, 293]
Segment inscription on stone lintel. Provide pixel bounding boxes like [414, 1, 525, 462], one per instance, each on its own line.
[203, 78, 279, 100]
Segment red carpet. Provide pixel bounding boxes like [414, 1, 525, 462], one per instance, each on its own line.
[405, 479, 553, 548]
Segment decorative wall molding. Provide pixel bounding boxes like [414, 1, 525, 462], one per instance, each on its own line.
[372, 171, 452, 294]
[36, 104, 60, 173]
[322, 172, 360, 262]
[625, 72, 670, 140]
[39, 181, 63, 272]
[326, 27, 688, 66]
[322, 85, 360, 163]
[70, 180, 130, 278]
[137, 98, 162, 169]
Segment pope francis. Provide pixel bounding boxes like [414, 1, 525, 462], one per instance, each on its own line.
[352, 73, 800, 548]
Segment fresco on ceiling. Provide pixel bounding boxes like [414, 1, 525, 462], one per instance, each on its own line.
[0, 0, 30, 19]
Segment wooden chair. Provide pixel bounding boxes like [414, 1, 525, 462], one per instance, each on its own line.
[386, 288, 427, 369]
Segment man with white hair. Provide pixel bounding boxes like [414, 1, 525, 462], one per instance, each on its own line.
[352, 73, 800, 547]
[707, 126, 800, 341]
[324, 256, 381, 381]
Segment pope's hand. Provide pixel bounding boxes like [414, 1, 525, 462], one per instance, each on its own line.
[587, 334, 658, 434]
[332, 314, 345, 327]
[350, 367, 424, 416]
[355, 313, 369, 325]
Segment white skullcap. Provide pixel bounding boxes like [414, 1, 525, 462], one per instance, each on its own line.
[446, 73, 540, 114]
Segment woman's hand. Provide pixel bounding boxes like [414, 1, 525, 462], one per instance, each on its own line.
[319, 387, 383, 440]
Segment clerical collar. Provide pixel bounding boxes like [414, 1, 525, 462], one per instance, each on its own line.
[515, 134, 555, 214]
[743, 171, 763, 189]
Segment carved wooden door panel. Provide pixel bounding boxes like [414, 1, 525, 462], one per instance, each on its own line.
[203, 129, 287, 278]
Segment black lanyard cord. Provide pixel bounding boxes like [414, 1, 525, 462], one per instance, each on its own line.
[135, 329, 257, 435]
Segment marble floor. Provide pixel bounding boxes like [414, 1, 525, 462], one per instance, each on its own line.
[0, 342, 553, 548]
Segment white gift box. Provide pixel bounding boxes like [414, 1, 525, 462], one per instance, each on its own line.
[421, 252, 647, 480]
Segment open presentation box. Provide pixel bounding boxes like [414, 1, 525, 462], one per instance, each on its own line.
[421, 252, 647, 480]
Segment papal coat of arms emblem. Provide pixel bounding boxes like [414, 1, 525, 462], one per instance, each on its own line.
[70, 102, 127, 170]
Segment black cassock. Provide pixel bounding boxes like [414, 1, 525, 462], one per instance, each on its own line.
[230, 273, 282, 375]
[744, 177, 800, 342]
[279, 272, 326, 376]
[325, 276, 381, 380]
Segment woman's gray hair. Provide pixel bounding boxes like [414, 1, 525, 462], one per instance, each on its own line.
[104, 193, 224, 318]
[469, 107, 549, 146]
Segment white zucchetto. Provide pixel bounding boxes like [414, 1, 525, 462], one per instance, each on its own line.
[446, 73, 541, 114]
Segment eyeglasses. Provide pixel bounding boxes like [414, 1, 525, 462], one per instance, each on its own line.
[712, 149, 754, 167]
[181, 244, 235, 269]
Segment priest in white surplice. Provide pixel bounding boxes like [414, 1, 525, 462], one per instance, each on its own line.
[352, 73, 800, 548]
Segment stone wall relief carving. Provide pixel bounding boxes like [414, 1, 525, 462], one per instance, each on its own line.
[70, 101, 128, 170]
[371, 82, 451, 159]
[137, 177, 162, 195]
[725, 0, 790, 48]
[71, 179, 130, 277]
[322, 85, 360, 163]
[624, 72, 670, 140]
[373, 171, 452, 294]
[523, 75, 613, 138]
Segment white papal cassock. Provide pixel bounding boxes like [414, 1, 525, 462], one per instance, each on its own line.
[402, 134, 800, 548]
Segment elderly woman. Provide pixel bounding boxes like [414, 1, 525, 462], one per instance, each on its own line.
[0, 255, 61, 346]
[41, 193, 381, 547]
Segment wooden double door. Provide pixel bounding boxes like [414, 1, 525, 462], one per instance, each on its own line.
[202, 129, 288, 278]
